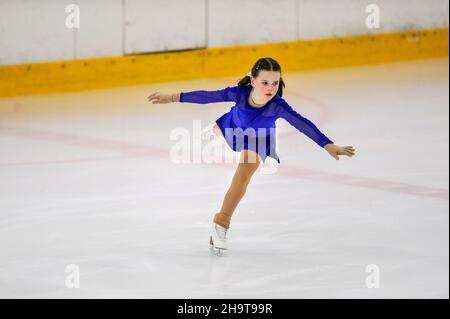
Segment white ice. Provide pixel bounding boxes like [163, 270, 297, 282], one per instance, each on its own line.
[0, 58, 448, 298]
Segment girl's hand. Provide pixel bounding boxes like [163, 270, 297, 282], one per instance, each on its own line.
[324, 143, 355, 160]
[147, 92, 179, 104]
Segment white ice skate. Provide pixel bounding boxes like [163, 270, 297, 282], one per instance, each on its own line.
[209, 223, 228, 256]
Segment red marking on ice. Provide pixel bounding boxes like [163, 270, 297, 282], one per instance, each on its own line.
[0, 124, 447, 201]
[278, 166, 449, 200]
[277, 90, 332, 139]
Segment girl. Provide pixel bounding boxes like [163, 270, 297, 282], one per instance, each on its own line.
[147, 57, 355, 255]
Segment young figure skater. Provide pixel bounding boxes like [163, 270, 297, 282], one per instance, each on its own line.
[148, 57, 356, 254]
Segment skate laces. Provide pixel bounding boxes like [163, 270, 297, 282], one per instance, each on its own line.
[215, 224, 228, 240]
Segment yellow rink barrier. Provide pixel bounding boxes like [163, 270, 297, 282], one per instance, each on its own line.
[0, 28, 448, 97]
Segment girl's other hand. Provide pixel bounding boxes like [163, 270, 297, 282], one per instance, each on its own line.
[324, 143, 356, 160]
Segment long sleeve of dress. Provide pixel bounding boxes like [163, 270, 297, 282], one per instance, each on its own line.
[277, 100, 333, 148]
[179, 86, 239, 104]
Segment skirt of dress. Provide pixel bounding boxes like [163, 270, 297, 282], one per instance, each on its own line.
[214, 122, 281, 164]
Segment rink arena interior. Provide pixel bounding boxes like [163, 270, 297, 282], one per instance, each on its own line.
[0, 58, 448, 298]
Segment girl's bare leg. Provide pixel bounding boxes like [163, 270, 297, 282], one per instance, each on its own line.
[214, 149, 261, 229]
[212, 124, 224, 139]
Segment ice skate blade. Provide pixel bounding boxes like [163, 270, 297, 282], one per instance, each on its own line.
[209, 236, 226, 256]
[209, 246, 225, 256]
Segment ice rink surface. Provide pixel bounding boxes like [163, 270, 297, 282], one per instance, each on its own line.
[0, 58, 448, 298]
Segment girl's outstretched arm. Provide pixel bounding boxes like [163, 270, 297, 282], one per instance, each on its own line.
[147, 86, 239, 104]
[278, 100, 333, 147]
[277, 99, 356, 160]
[147, 92, 180, 104]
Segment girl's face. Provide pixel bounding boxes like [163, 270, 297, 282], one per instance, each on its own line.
[250, 70, 281, 101]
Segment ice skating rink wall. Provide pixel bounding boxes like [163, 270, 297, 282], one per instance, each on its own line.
[0, 0, 448, 97]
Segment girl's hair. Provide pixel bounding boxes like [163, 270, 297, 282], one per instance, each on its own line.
[237, 57, 286, 97]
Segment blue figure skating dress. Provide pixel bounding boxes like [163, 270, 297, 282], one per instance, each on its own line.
[180, 85, 333, 164]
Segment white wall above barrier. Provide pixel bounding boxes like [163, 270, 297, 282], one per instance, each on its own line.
[208, 0, 298, 47]
[297, 0, 449, 40]
[76, 0, 123, 59]
[0, 0, 75, 65]
[124, 0, 206, 55]
[0, 0, 448, 66]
